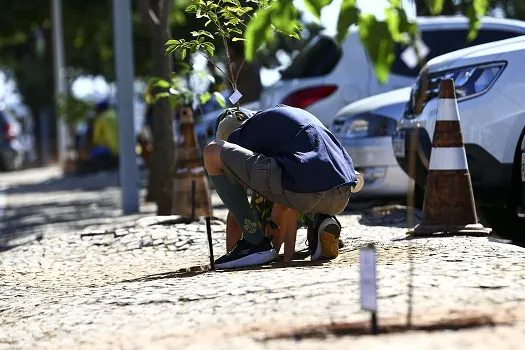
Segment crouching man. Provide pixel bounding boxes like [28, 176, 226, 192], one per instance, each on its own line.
[203, 105, 362, 269]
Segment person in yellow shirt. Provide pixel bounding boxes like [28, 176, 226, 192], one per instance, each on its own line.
[89, 99, 119, 171]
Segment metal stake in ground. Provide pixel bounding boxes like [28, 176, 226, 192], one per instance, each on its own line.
[191, 180, 196, 221]
[205, 216, 215, 270]
[359, 244, 378, 334]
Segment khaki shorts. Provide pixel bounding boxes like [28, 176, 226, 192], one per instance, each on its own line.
[220, 141, 352, 215]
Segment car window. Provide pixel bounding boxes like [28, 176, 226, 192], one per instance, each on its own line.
[280, 35, 342, 79]
[392, 28, 524, 78]
[471, 28, 524, 45]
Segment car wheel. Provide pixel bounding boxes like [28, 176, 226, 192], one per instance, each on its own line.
[478, 205, 523, 238]
[414, 183, 425, 210]
[479, 133, 525, 238]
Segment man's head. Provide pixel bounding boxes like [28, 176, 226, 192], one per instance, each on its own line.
[215, 107, 255, 141]
[95, 99, 110, 114]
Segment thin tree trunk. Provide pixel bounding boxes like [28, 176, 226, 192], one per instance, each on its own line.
[139, 0, 174, 215]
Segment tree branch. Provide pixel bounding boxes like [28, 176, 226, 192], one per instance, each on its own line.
[234, 59, 245, 87]
[197, 51, 234, 87]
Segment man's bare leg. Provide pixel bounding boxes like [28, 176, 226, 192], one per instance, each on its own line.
[203, 141, 265, 245]
[203, 141, 275, 269]
[226, 211, 242, 252]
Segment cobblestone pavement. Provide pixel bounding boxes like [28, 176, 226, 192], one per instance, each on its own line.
[1, 167, 525, 349]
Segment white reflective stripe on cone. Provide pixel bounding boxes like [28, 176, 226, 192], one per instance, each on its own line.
[437, 98, 460, 121]
[429, 147, 469, 170]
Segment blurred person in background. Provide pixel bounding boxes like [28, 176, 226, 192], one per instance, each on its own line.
[88, 99, 119, 171]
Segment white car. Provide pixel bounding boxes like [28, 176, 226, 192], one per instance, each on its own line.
[260, 16, 525, 127]
[394, 35, 525, 232]
[331, 88, 411, 197]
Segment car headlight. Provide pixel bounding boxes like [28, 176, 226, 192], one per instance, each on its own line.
[405, 62, 506, 119]
[335, 114, 397, 138]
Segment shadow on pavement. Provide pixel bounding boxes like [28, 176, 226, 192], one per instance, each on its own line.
[121, 251, 325, 283]
[5, 170, 122, 195]
[0, 170, 149, 253]
[261, 314, 506, 340]
[121, 265, 211, 282]
[346, 198, 421, 229]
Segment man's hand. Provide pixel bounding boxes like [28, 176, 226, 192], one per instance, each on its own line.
[269, 204, 298, 262]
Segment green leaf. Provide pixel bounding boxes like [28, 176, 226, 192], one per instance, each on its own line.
[232, 37, 244, 41]
[388, 0, 402, 7]
[427, 0, 445, 15]
[190, 41, 199, 53]
[289, 31, 300, 39]
[199, 92, 212, 105]
[270, 1, 299, 35]
[225, 18, 241, 26]
[153, 79, 170, 88]
[186, 4, 198, 13]
[180, 48, 187, 60]
[358, 15, 395, 84]
[190, 30, 214, 39]
[205, 19, 212, 27]
[244, 0, 300, 61]
[303, 0, 331, 19]
[229, 27, 243, 35]
[154, 92, 170, 103]
[466, 0, 488, 41]
[213, 92, 226, 108]
[244, 6, 272, 61]
[202, 42, 215, 56]
[223, 0, 240, 5]
[165, 39, 180, 46]
[169, 95, 182, 109]
[165, 45, 178, 55]
[336, 0, 359, 43]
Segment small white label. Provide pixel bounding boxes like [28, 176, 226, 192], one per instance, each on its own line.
[228, 89, 243, 104]
[401, 38, 430, 69]
[360, 246, 377, 312]
[401, 46, 418, 69]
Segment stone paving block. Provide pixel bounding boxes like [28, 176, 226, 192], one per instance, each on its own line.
[2, 168, 525, 349]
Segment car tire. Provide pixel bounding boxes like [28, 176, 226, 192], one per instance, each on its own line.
[414, 183, 425, 210]
[478, 206, 523, 237]
[479, 132, 525, 238]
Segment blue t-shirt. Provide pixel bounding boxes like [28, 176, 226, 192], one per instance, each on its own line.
[227, 105, 357, 193]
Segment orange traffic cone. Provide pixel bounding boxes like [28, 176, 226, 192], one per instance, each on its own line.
[410, 79, 490, 236]
[172, 107, 212, 219]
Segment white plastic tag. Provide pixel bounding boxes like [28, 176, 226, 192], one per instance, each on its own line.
[228, 89, 243, 105]
[360, 246, 377, 312]
[401, 38, 430, 69]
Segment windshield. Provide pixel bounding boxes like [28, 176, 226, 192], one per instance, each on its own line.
[280, 35, 342, 80]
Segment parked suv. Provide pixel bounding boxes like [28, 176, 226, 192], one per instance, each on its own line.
[393, 35, 525, 232]
[260, 16, 525, 127]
